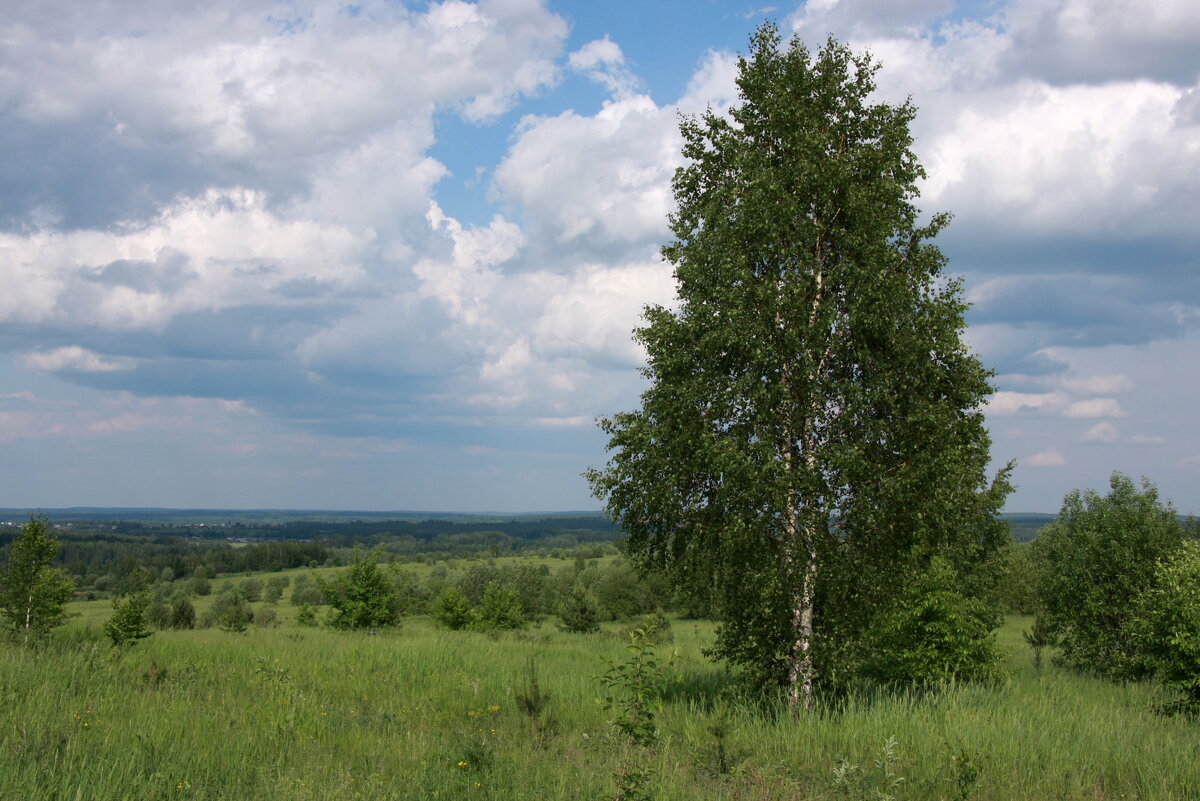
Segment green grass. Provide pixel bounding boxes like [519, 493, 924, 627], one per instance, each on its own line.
[1, 612, 1197, 800]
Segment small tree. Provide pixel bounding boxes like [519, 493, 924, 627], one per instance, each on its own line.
[170, 596, 196, 629]
[315, 548, 399, 630]
[432, 586, 474, 630]
[0, 516, 75, 644]
[1033, 472, 1183, 678]
[240, 577, 264, 602]
[105, 589, 153, 647]
[558, 584, 602, 633]
[219, 597, 254, 633]
[860, 558, 1002, 686]
[472, 581, 526, 631]
[1134, 542, 1200, 711]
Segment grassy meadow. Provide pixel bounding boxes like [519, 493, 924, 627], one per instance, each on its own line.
[3, 591, 1198, 801]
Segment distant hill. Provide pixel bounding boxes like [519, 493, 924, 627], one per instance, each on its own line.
[0, 507, 610, 526]
[1002, 513, 1057, 543]
[0, 507, 1101, 544]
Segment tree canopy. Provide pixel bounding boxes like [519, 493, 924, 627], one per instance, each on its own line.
[0, 516, 75, 644]
[588, 25, 1010, 710]
[1033, 472, 1184, 678]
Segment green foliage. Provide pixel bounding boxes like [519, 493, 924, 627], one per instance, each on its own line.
[997, 542, 1038, 615]
[1033, 472, 1184, 678]
[169, 596, 196, 630]
[587, 24, 1011, 706]
[295, 604, 318, 627]
[1022, 614, 1054, 670]
[557, 584, 601, 633]
[432, 586, 474, 630]
[219, 596, 254, 633]
[590, 560, 650, 621]
[831, 736, 907, 801]
[145, 598, 171, 629]
[240, 577, 263, 602]
[1133, 541, 1200, 711]
[0, 516, 76, 644]
[314, 548, 400, 630]
[515, 655, 555, 741]
[471, 581, 526, 631]
[597, 629, 671, 801]
[860, 558, 1002, 686]
[289, 575, 325, 606]
[598, 629, 670, 749]
[104, 590, 153, 647]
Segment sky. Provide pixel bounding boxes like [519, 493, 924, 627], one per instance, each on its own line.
[0, 0, 1197, 514]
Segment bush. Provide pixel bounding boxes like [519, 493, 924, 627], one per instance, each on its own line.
[432, 587, 474, 630]
[290, 580, 325, 606]
[315, 549, 400, 630]
[472, 582, 527, 631]
[254, 607, 279, 628]
[860, 558, 1001, 686]
[1134, 542, 1200, 711]
[240, 578, 263, 602]
[104, 591, 153, 647]
[558, 584, 601, 633]
[220, 597, 254, 633]
[202, 591, 252, 630]
[145, 599, 171, 630]
[1033, 473, 1184, 678]
[170, 596, 196, 630]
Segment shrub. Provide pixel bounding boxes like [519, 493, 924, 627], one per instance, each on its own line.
[220, 597, 254, 633]
[1033, 473, 1184, 678]
[104, 591, 153, 647]
[1134, 541, 1200, 711]
[254, 607, 279, 628]
[432, 587, 474, 630]
[558, 585, 601, 633]
[240, 578, 263, 602]
[145, 599, 171, 630]
[315, 549, 400, 630]
[860, 557, 1002, 686]
[170, 596, 196, 630]
[472, 582, 527, 631]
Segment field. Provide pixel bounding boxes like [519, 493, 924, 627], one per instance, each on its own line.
[2, 588, 1198, 801]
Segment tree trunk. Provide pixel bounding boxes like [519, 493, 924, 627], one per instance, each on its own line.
[786, 532, 818, 714]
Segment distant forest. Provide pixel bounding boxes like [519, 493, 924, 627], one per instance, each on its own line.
[0, 512, 622, 594]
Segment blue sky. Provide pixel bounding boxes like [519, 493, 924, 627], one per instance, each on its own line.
[1, 0, 1197, 514]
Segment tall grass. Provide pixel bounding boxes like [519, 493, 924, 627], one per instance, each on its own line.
[1, 610, 1196, 800]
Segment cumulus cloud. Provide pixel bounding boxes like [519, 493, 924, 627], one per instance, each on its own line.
[568, 37, 641, 97]
[1027, 446, 1067, 467]
[986, 390, 1123, 418]
[1, 0, 1197, 512]
[1078, 421, 1118, 443]
[20, 346, 137, 373]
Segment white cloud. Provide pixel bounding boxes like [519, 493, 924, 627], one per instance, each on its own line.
[20, 346, 136, 373]
[1062, 398, 1124, 418]
[568, 37, 640, 97]
[0, 188, 368, 331]
[1078, 421, 1118, 443]
[1126, 434, 1167, 446]
[986, 390, 1124, 419]
[494, 94, 680, 253]
[1060, 374, 1134, 395]
[1027, 446, 1067, 467]
[986, 391, 1068, 415]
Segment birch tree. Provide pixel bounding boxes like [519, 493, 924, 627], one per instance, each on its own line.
[0, 516, 75, 645]
[588, 26, 1011, 712]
